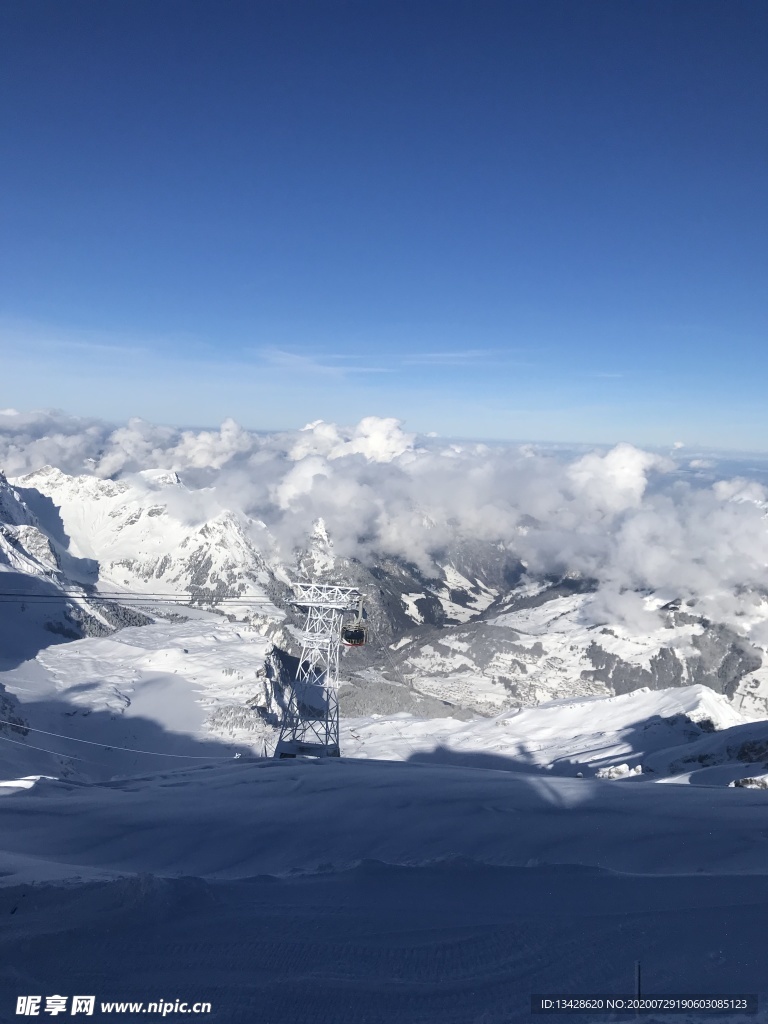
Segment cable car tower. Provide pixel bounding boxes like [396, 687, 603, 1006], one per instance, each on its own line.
[274, 582, 365, 759]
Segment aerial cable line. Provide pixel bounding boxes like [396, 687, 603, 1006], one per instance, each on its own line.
[363, 619, 427, 762]
[0, 592, 272, 604]
[0, 730, 108, 766]
[364, 619, 468, 765]
[0, 717, 242, 760]
[367, 619, 412, 691]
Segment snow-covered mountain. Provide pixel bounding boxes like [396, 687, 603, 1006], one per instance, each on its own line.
[0, 471, 147, 667]
[14, 465, 283, 604]
[4, 461, 768, 745]
[388, 580, 765, 717]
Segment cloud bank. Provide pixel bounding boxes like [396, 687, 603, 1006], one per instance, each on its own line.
[2, 409, 768, 633]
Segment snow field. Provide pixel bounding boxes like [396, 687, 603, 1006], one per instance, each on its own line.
[2, 759, 768, 1021]
[340, 684, 747, 779]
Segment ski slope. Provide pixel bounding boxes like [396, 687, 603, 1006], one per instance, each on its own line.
[1, 758, 768, 1023]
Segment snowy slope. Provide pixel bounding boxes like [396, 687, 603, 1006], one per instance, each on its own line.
[0, 468, 292, 779]
[0, 609, 307, 797]
[3, 756, 768, 882]
[2, 759, 768, 1023]
[340, 684, 746, 777]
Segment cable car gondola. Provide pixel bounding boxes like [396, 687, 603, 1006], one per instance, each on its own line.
[341, 597, 367, 647]
[341, 624, 367, 646]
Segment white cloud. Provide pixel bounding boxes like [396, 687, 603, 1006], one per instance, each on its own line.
[4, 409, 768, 633]
[289, 417, 415, 463]
[566, 443, 669, 515]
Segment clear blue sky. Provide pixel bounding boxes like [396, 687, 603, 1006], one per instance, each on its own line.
[1, 0, 766, 446]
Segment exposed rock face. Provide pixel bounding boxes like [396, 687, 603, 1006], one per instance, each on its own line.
[690, 626, 762, 697]
[732, 776, 768, 789]
[582, 619, 763, 702]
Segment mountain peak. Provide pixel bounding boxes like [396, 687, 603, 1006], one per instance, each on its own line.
[138, 468, 183, 488]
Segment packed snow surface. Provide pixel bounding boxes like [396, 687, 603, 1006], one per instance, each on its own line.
[1, 759, 768, 1022]
[3, 755, 768, 883]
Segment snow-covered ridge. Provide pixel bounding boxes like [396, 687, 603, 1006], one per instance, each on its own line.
[0, 470, 58, 577]
[13, 466, 280, 605]
[342, 683, 752, 781]
[0, 472, 127, 662]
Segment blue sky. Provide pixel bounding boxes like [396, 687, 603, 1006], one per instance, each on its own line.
[1, 0, 766, 446]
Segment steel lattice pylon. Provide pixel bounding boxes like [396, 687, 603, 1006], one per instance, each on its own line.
[274, 583, 361, 758]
